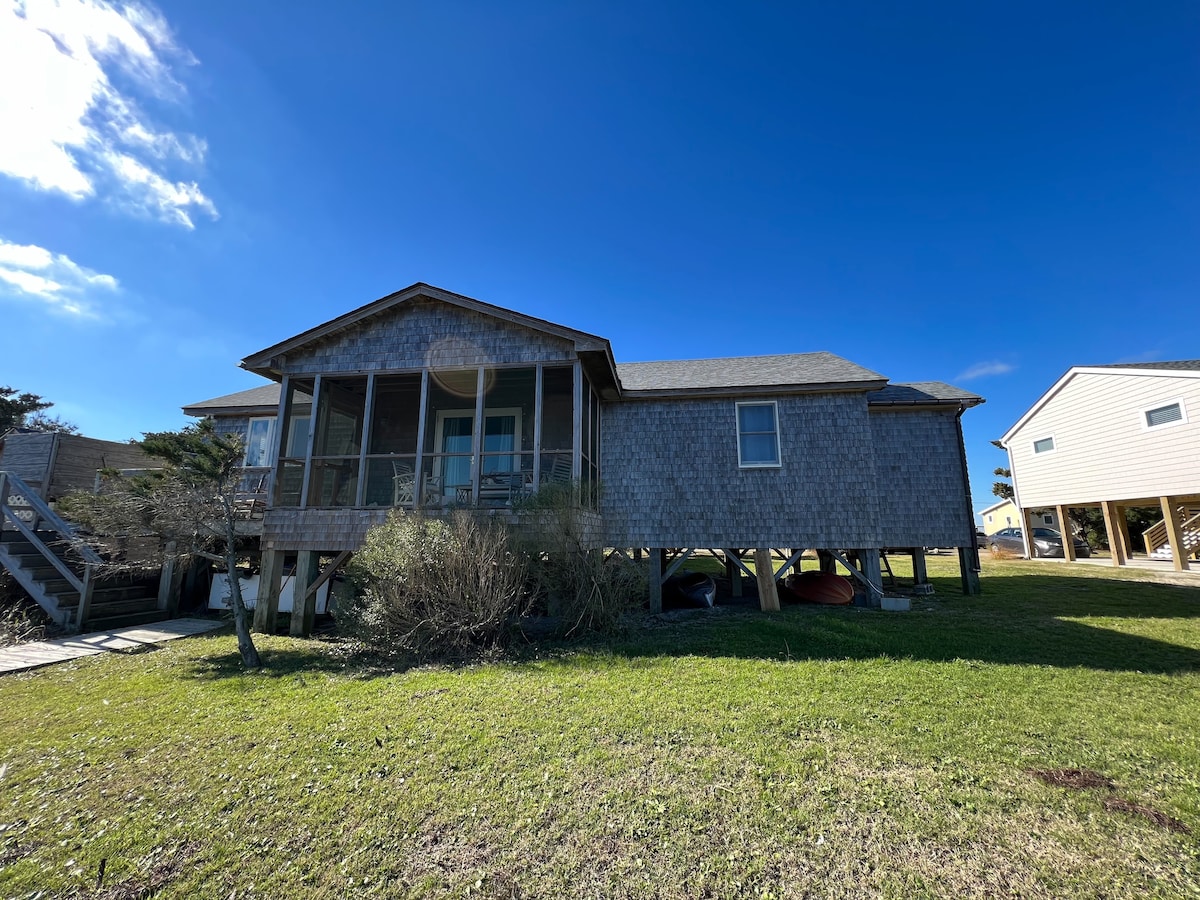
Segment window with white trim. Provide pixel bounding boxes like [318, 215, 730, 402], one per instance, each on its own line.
[1143, 400, 1186, 430]
[1032, 436, 1055, 454]
[736, 401, 781, 467]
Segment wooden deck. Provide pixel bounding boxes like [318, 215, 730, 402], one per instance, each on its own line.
[0, 618, 225, 675]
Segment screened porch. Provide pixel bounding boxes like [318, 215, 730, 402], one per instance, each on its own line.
[270, 363, 601, 510]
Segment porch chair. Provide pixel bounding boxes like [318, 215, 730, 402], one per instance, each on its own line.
[392, 462, 415, 506]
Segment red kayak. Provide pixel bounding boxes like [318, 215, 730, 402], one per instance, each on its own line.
[782, 572, 854, 605]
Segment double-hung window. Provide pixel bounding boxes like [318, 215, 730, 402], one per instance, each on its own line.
[736, 401, 781, 468]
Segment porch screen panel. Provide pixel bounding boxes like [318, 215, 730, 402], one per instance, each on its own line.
[308, 376, 367, 507]
[540, 365, 574, 488]
[274, 378, 314, 507]
[365, 373, 422, 506]
[479, 368, 536, 505]
[424, 368, 481, 505]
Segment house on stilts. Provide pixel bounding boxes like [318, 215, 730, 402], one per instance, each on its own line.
[179, 283, 984, 631]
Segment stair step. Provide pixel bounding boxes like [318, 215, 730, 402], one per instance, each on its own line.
[88, 597, 160, 616]
[84, 610, 169, 631]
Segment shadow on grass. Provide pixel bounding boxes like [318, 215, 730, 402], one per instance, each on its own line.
[183, 571, 1200, 679]
[595, 573, 1200, 675]
[182, 635, 451, 681]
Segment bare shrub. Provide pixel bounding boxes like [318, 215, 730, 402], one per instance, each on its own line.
[343, 510, 530, 658]
[517, 485, 646, 636]
[0, 575, 53, 647]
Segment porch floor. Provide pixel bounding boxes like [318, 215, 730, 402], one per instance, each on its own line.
[0, 617, 225, 676]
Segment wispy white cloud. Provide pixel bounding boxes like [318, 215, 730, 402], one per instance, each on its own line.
[0, 238, 119, 317]
[0, 0, 216, 228]
[956, 360, 1015, 381]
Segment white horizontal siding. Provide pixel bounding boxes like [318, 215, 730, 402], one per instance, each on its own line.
[1009, 372, 1200, 506]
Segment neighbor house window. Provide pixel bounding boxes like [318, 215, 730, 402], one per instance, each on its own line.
[1043, 514, 1053, 525]
[736, 401, 781, 467]
[1143, 400, 1186, 430]
[1032, 436, 1055, 454]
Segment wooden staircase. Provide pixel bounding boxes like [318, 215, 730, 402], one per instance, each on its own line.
[0, 470, 164, 632]
[1142, 506, 1200, 560]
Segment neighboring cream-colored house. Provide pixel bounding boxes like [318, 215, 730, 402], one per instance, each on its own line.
[999, 361, 1200, 570]
[978, 498, 1059, 535]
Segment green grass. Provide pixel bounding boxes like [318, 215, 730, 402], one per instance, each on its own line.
[1, 556, 1198, 898]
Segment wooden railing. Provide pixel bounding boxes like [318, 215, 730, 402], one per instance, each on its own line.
[1142, 507, 1200, 558]
[0, 469, 103, 627]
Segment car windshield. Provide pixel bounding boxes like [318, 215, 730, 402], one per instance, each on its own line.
[1031, 528, 1061, 538]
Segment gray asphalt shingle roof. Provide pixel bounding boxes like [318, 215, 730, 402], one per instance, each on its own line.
[1089, 359, 1200, 371]
[616, 352, 886, 393]
[183, 384, 282, 415]
[868, 382, 984, 405]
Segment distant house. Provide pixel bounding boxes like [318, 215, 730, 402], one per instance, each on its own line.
[180, 282, 985, 627]
[1000, 361, 1200, 570]
[978, 498, 1059, 535]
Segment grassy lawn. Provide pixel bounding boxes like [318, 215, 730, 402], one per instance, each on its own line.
[1, 555, 1198, 898]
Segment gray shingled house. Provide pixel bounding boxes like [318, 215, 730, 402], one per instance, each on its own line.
[184, 283, 983, 628]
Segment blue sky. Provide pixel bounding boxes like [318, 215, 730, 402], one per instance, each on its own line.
[2, 1, 1197, 515]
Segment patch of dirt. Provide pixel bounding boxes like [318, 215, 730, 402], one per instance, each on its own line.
[1103, 797, 1192, 835]
[76, 840, 204, 899]
[1027, 768, 1115, 791]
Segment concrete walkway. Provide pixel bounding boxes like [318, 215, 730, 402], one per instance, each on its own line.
[0, 618, 226, 675]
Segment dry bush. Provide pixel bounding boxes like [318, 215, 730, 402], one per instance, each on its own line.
[343, 510, 530, 658]
[517, 484, 646, 636]
[0, 575, 53, 647]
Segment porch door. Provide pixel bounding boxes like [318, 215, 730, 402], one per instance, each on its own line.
[438, 414, 474, 495]
[434, 409, 522, 493]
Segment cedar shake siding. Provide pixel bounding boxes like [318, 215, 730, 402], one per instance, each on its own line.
[869, 407, 972, 547]
[182, 284, 982, 558]
[271, 298, 576, 376]
[601, 393, 883, 547]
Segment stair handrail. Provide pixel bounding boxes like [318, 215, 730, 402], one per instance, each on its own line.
[1, 469, 103, 590]
[1142, 506, 1200, 556]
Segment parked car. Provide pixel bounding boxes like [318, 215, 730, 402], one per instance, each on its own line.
[988, 527, 1091, 558]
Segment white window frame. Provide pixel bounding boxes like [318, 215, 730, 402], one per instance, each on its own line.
[1031, 435, 1056, 455]
[1140, 398, 1188, 432]
[735, 401, 782, 468]
[244, 416, 277, 467]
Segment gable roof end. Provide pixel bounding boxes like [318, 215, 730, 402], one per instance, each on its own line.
[1000, 360, 1200, 445]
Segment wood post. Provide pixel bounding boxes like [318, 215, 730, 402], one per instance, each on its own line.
[1021, 507, 1038, 558]
[724, 550, 743, 597]
[859, 549, 883, 607]
[157, 541, 179, 615]
[1100, 501, 1127, 567]
[1114, 506, 1134, 562]
[253, 548, 285, 633]
[648, 548, 663, 614]
[911, 548, 928, 584]
[76, 564, 94, 632]
[290, 550, 320, 637]
[958, 548, 981, 595]
[1160, 496, 1190, 573]
[1056, 505, 1075, 561]
[817, 550, 836, 574]
[753, 549, 780, 612]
